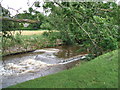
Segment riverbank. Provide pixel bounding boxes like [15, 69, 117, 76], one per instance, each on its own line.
[1, 30, 62, 55]
[8, 49, 118, 88]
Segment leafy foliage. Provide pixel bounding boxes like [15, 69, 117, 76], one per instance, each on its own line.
[1, 2, 119, 56]
[43, 2, 119, 56]
[15, 12, 44, 29]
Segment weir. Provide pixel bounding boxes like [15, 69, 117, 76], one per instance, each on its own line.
[1, 45, 87, 88]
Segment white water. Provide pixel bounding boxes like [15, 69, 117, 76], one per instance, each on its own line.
[1, 47, 87, 88]
[1, 59, 53, 76]
[1, 54, 87, 76]
[1, 48, 60, 76]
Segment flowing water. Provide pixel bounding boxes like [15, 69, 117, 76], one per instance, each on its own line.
[1, 45, 87, 88]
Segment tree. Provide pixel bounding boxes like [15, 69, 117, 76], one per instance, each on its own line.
[42, 2, 119, 56]
[14, 7, 45, 29]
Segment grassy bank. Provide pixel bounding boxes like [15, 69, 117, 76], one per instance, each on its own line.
[8, 49, 118, 88]
[2, 30, 61, 55]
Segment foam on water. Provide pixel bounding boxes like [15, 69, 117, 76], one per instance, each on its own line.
[1, 47, 87, 88]
[1, 48, 87, 76]
[1, 49, 60, 77]
[33, 48, 59, 53]
[1, 59, 53, 76]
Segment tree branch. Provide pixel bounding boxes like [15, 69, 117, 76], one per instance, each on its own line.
[71, 16, 97, 47]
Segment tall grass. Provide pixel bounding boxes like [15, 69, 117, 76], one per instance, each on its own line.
[2, 31, 61, 55]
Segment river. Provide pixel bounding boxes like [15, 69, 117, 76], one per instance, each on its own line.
[1, 45, 87, 88]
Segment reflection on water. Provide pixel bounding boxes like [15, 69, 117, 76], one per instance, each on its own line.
[55, 45, 87, 59]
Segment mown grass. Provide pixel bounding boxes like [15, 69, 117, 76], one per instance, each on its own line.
[3, 30, 58, 35]
[0, 30, 58, 35]
[8, 49, 118, 88]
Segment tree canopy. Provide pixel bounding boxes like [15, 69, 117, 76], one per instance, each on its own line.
[41, 2, 119, 55]
[1, 1, 119, 56]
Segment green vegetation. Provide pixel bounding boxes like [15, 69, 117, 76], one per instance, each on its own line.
[1, 2, 119, 57]
[43, 2, 119, 56]
[15, 12, 45, 29]
[1, 31, 61, 55]
[1, 1, 119, 88]
[9, 49, 118, 88]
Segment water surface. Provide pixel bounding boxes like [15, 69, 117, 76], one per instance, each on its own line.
[1, 45, 87, 88]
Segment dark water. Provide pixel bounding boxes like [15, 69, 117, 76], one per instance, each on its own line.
[1, 45, 87, 88]
[55, 45, 87, 59]
[3, 45, 86, 62]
